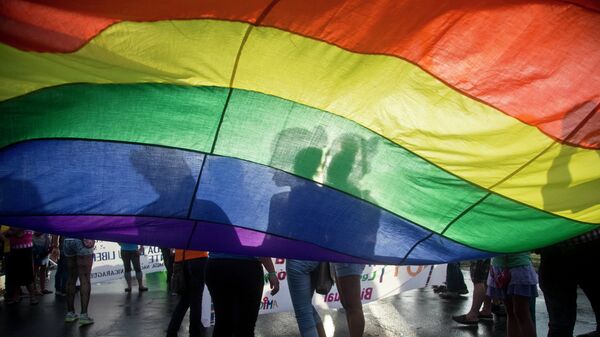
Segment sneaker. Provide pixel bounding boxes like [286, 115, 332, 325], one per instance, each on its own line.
[78, 314, 94, 326]
[65, 312, 79, 323]
[439, 291, 467, 299]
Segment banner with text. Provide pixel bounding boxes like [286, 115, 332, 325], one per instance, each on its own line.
[90, 241, 166, 283]
[200, 259, 446, 326]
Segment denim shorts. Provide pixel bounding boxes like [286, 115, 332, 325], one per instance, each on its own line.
[332, 263, 365, 278]
[63, 239, 94, 257]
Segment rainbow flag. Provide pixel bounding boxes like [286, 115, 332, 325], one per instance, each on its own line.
[1, 0, 598, 264]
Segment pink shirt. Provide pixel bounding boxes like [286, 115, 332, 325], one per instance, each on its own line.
[9, 230, 33, 249]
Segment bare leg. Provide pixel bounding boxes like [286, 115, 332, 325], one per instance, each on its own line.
[25, 282, 38, 304]
[337, 275, 364, 337]
[66, 256, 78, 312]
[124, 272, 133, 289]
[77, 255, 93, 314]
[464, 282, 489, 320]
[480, 291, 492, 315]
[33, 264, 40, 293]
[505, 297, 520, 337]
[39, 264, 48, 292]
[511, 295, 537, 337]
[316, 322, 327, 337]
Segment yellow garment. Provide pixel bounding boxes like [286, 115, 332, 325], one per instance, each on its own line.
[1, 225, 10, 253]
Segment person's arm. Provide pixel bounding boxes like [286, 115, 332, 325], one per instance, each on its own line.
[259, 257, 280, 295]
[50, 234, 60, 261]
[138, 245, 145, 255]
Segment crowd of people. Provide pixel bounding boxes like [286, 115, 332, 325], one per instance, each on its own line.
[1, 225, 598, 337]
[443, 229, 600, 337]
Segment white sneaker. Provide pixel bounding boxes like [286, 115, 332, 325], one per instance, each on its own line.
[78, 314, 94, 326]
[65, 312, 79, 323]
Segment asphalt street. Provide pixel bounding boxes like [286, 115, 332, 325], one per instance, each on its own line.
[1, 269, 596, 337]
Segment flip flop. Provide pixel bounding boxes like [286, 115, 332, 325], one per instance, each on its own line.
[478, 313, 493, 320]
[124, 288, 132, 292]
[452, 314, 479, 325]
[138, 287, 149, 292]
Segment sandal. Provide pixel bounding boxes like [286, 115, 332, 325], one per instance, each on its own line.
[124, 288, 131, 292]
[6, 298, 20, 305]
[41, 289, 53, 295]
[478, 313, 493, 320]
[30, 298, 39, 305]
[452, 314, 478, 325]
[138, 287, 148, 292]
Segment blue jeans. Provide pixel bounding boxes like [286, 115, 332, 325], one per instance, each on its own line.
[287, 259, 322, 337]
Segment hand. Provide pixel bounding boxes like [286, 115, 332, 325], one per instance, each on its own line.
[267, 273, 280, 296]
[137, 246, 144, 255]
[50, 247, 60, 262]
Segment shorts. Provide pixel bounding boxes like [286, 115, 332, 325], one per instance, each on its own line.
[332, 263, 365, 278]
[63, 239, 94, 257]
[487, 265, 538, 300]
[469, 259, 490, 283]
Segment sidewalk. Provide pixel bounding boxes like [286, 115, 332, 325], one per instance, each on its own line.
[1, 269, 596, 337]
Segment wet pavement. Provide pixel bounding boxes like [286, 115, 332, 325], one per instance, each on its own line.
[1, 269, 596, 337]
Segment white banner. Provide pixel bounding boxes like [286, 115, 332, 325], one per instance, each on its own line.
[200, 259, 446, 326]
[90, 241, 166, 283]
[88, 243, 445, 327]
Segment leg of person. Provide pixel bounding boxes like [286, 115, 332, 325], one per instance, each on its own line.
[314, 308, 327, 337]
[55, 252, 68, 295]
[232, 259, 264, 337]
[4, 251, 18, 303]
[454, 259, 491, 324]
[336, 274, 365, 337]
[33, 263, 41, 294]
[18, 248, 38, 305]
[287, 260, 322, 337]
[576, 241, 600, 335]
[540, 248, 577, 337]
[161, 248, 174, 285]
[65, 255, 79, 322]
[187, 258, 207, 337]
[122, 250, 133, 291]
[504, 296, 521, 337]
[77, 253, 94, 325]
[39, 263, 48, 293]
[511, 295, 537, 337]
[166, 282, 191, 337]
[131, 252, 147, 291]
[205, 259, 235, 337]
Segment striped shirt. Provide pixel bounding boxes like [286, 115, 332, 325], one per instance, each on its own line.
[9, 230, 33, 249]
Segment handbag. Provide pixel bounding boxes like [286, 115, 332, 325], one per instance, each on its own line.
[310, 262, 334, 295]
[492, 256, 511, 288]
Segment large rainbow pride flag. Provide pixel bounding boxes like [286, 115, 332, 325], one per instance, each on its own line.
[0, 0, 598, 264]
